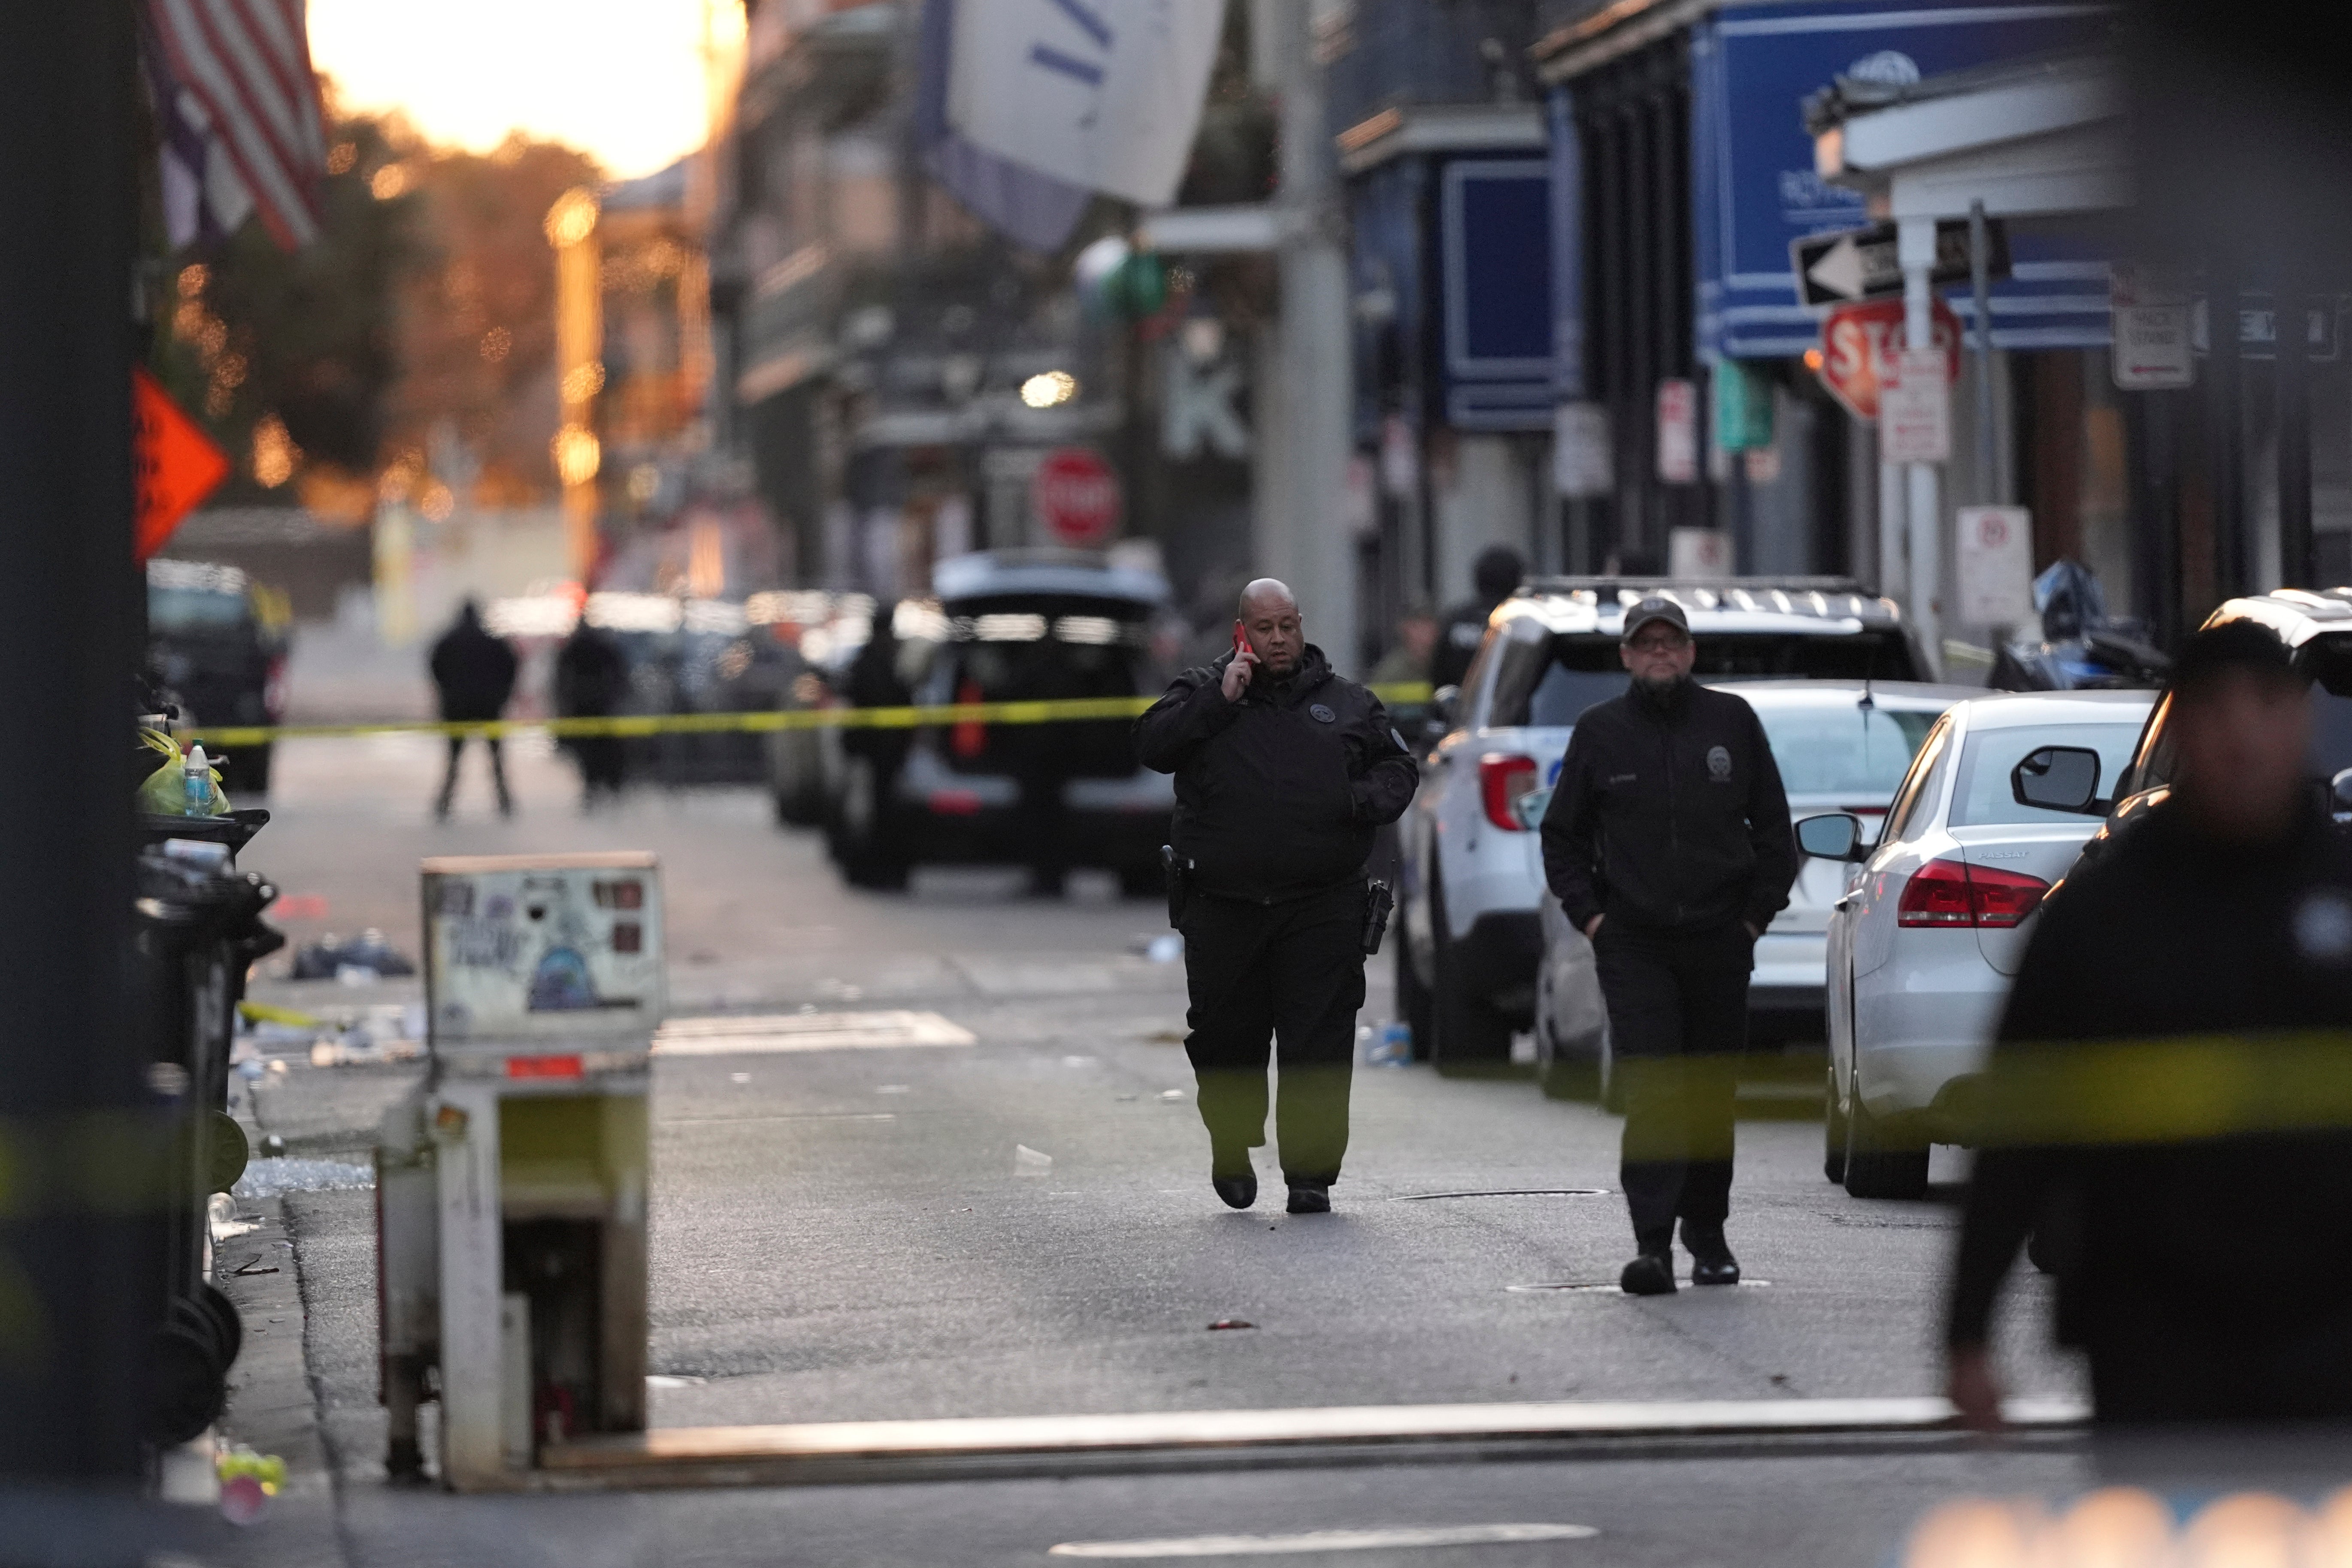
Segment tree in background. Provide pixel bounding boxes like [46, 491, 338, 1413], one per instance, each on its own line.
[151, 79, 601, 520]
[148, 91, 417, 515]
[383, 132, 603, 515]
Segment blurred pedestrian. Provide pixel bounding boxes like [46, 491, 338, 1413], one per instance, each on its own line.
[555, 617, 628, 811]
[1947, 621, 2352, 1439]
[1369, 601, 1438, 688]
[1540, 596, 1797, 1293]
[428, 598, 519, 820]
[1430, 545, 1525, 693]
[1135, 579, 1418, 1215]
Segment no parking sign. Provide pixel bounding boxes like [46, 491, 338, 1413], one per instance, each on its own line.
[1956, 506, 2035, 625]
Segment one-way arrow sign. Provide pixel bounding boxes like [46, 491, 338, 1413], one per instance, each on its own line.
[1790, 219, 2011, 309]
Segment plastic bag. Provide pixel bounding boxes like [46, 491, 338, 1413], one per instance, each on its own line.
[136, 727, 229, 816]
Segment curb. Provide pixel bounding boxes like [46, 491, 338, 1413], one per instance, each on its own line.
[528, 1397, 2089, 1492]
[214, 1196, 348, 1567]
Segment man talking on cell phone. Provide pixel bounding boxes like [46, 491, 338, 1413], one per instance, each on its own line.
[1135, 579, 1419, 1215]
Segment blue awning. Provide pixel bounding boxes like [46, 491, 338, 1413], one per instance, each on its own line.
[1689, 1, 2115, 360]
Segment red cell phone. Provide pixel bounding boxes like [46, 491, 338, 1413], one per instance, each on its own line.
[1232, 621, 1249, 657]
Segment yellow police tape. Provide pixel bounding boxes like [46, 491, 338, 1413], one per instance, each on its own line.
[178, 684, 1438, 749]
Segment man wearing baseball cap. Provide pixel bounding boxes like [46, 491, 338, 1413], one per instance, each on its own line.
[1539, 595, 1798, 1293]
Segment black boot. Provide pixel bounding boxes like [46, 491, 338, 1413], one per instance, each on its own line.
[1284, 1179, 1331, 1215]
[1212, 1147, 1256, 1209]
[1682, 1221, 1740, 1286]
[1619, 1252, 1676, 1295]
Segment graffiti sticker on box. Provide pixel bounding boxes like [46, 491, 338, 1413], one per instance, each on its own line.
[422, 857, 663, 1044]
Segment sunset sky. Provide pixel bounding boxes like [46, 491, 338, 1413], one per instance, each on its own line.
[306, 0, 737, 178]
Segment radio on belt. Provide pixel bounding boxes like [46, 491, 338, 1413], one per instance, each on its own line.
[375, 851, 663, 1489]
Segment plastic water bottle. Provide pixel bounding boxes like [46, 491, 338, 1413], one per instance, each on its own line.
[1364, 1022, 1412, 1067]
[182, 743, 212, 815]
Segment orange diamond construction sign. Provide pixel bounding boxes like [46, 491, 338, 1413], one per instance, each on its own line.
[132, 366, 230, 563]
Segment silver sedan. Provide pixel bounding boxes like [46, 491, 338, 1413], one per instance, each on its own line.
[1801, 689, 2155, 1199]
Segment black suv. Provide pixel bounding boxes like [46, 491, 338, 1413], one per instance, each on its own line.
[146, 559, 290, 795]
[2064, 590, 2352, 870]
[823, 551, 1175, 892]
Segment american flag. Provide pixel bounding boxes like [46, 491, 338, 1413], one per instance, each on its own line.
[142, 0, 327, 251]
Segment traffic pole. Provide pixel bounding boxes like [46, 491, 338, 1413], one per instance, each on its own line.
[1270, 0, 1359, 672]
[0, 0, 153, 1510]
[1898, 217, 1943, 678]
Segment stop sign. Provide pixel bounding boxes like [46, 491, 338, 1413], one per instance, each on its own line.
[1816, 297, 1964, 422]
[1031, 447, 1122, 546]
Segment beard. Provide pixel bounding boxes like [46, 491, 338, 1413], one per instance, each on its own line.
[1632, 669, 1688, 700]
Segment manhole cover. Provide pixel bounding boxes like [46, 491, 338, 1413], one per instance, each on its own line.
[1394, 1188, 1610, 1201]
[1505, 1279, 1772, 1293]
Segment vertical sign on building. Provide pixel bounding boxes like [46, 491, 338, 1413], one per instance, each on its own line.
[1656, 379, 1699, 484]
[2110, 263, 2195, 390]
[1552, 402, 1611, 497]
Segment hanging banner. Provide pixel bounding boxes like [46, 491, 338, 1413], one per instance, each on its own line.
[947, 0, 1224, 207]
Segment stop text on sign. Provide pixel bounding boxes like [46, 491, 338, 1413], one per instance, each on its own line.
[1816, 298, 1963, 424]
[1031, 447, 1122, 547]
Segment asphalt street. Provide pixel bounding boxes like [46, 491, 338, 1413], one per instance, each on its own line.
[216, 736, 2089, 1566]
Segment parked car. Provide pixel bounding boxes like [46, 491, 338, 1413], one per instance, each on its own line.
[1519, 678, 1971, 1105]
[822, 550, 1176, 891]
[760, 591, 868, 827]
[1801, 689, 2157, 1198]
[145, 558, 290, 796]
[1396, 577, 1931, 1073]
[2067, 590, 2352, 880]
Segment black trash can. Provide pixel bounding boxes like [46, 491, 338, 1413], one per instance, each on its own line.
[130, 832, 283, 1445]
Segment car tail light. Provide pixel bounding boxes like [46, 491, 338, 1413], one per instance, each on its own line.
[1479, 753, 1539, 832]
[929, 788, 983, 816]
[263, 654, 288, 721]
[951, 678, 985, 759]
[1896, 857, 2050, 928]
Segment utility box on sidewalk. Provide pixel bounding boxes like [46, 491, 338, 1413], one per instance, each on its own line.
[376, 851, 663, 1490]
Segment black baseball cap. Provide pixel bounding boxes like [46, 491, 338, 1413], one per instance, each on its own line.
[1622, 596, 1689, 642]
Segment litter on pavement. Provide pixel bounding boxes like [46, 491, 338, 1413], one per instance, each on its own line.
[286, 929, 416, 981]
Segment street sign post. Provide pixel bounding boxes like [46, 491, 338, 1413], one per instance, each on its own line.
[1816, 298, 1964, 423]
[1030, 447, 1122, 547]
[132, 366, 230, 562]
[1790, 219, 2010, 309]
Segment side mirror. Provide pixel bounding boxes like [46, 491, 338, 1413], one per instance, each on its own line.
[1795, 812, 1866, 863]
[1429, 684, 1461, 730]
[1513, 784, 1554, 832]
[2012, 745, 2103, 815]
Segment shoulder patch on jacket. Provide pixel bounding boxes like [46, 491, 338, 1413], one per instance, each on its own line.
[1706, 745, 1732, 782]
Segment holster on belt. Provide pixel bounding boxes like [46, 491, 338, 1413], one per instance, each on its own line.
[1160, 844, 1191, 928]
[1361, 879, 1394, 956]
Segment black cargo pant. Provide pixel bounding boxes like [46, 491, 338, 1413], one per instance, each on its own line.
[1594, 918, 1751, 1253]
[1180, 880, 1366, 1184]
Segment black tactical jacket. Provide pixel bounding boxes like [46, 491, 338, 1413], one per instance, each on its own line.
[1539, 678, 1796, 935]
[1135, 644, 1418, 903]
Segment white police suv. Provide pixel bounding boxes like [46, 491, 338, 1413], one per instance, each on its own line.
[1395, 577, 1931, 1072]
